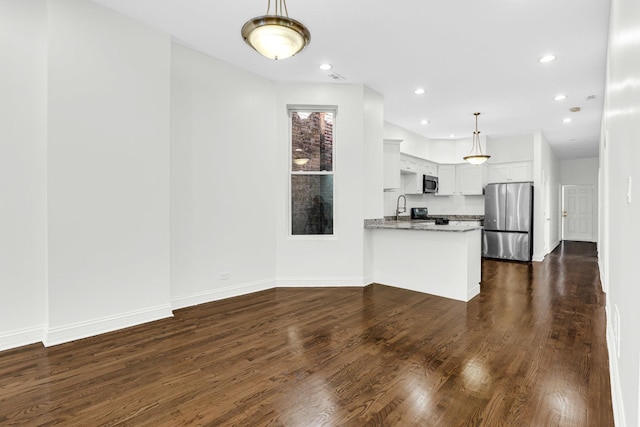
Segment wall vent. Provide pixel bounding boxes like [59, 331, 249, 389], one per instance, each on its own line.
[587, 94, 596, 101]
[328, 72, 346, 81]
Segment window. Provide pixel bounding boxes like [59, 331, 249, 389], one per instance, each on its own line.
[289, 108, 335, 236]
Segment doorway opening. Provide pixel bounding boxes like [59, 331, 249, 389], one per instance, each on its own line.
[561, 185, 595, 242]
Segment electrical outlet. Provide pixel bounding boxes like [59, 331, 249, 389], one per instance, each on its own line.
[220, 272, 230, 280]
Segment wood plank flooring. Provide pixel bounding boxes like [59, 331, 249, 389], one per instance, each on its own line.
[0, 241, 613, 426]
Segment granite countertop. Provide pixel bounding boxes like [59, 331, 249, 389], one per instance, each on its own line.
[364, 218, 483, 233]
[383, 215, 484, 222]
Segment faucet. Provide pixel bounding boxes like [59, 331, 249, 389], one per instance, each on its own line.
[396, 194, 407, 221]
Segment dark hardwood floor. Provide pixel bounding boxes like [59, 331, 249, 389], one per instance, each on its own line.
[0, 241, 613, 426]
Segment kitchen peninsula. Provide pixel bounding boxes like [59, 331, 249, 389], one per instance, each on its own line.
[365, 219, 482, 302]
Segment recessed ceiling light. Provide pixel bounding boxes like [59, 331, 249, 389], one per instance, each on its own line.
[449, 134, 456, 139]
[563, 118, 572, 123]
[539, 54, 556, 63]
[319, 63, 332, 71]
[420, 119, 430, 125]
[414, 88, 426, 95]
[554, 94, 567, 101]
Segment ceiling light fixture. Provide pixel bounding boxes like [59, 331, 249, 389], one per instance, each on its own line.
[293, 148, 309, 165]
[563, 118, 572, 123]
[463, 112, 490, 165]
[241, 0, 310, 60]
[539, 54, 556, 63]
[414, 88, 426, 95]
[420, 119, 430, 125]
[554, 94, 567, 101]
[319, 63, 332, 71]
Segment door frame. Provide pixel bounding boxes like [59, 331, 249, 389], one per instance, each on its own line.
[561, 184, 595, 242]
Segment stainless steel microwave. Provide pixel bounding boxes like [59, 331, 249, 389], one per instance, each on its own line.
[423, 175, 439, 193]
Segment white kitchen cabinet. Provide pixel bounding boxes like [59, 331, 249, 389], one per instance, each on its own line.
[488, 161, 532, 183]
[401, 171, 422, 194]
[436, 165, 456, 195]
[400, 153, 424, 173]
[400, 153, 428, 194]
[456, 164, 488, 195]
[437, 164, 487, 196]
[423, 161, 438, 177]
[383, 140, 401, 189]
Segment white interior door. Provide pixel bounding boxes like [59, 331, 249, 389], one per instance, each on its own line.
[562, 185, 594, 242]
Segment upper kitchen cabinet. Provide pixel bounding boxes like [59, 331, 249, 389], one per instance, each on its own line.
[457, 164, 488, 195]
[488, 161, 532, 183]
[401, 171, 423, 194]
[383, 140, 401, 189]
[400, 153, 438, 194]
[437, 164, 487, 196]
[436, 165, 456, 195]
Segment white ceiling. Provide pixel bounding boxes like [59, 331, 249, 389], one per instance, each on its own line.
[90, 0, 611, 160]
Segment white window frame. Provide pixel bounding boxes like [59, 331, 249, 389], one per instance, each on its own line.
[287, 106, 337, 239]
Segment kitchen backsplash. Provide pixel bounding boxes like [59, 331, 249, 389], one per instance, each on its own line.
[383, 189, 485, 217]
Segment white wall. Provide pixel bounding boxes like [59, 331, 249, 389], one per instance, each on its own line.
[560, 157, 599, 241]
[276, 83, 379, 286]
[601, 0, 640, 424]
[486, 134, 534, 163]
[46, 0, 172, 345]
[170, 43, 278, 308]
[533, 130, 561, 261]
[362, 87, 384, 284]
[0, 0, 48, 350]
[384, 121, 431, 159]
[363, 87, 384, 219]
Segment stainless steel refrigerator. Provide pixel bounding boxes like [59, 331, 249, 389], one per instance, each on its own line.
[483, 182, 533, 261]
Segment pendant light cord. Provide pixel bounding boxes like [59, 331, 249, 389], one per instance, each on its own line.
[266, 0, 290, 17]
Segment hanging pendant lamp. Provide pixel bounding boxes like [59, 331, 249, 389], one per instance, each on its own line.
[464, 112, 490, 165]
[241, 0, 310, 60]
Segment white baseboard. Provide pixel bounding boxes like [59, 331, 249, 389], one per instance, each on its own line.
[467, 284, 480, 301]
[0, 325, 45, 352]
[532, 240, 562, 263]
[606, 303, 626, 427]
[43, 304, 173, 347]
[171, 279, 276, 310]
[277, 276, 366, 288]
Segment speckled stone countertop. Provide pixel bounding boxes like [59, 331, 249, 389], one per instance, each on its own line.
[383, 215, 484, 222]
[364, 218, 483, 232]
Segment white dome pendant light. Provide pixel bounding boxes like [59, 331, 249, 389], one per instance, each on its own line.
[241, 0, 311, 60]
[464, 112, 491, 165]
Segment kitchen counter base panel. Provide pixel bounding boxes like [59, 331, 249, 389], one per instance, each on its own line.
[370, 228, 481, 302]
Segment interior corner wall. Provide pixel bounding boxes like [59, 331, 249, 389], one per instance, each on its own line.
[383, 121, 431, 159]
[362, 87, 384, 285]
[0, 0, 48, 350]
[276, 83, 371, 286]
[533, 130, 560, 261]
[602, 0, 640, 424]
[45, 0, 172, 345]
[170, 43, 278, 309]
[363, 87, 384, 220]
